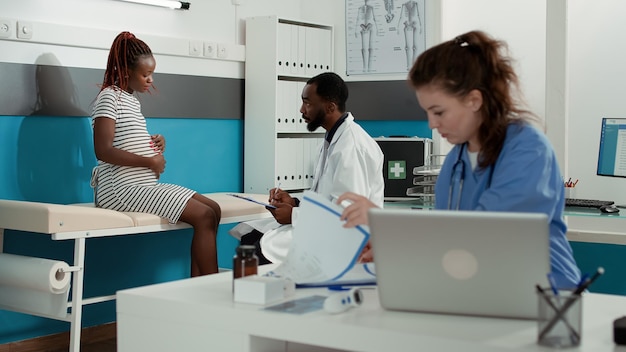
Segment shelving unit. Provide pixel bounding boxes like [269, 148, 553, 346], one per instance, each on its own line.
[244, 15, 334, 193]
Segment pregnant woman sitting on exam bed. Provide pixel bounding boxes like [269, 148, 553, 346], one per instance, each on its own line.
[230, 72, 385, 264]
[336, 31, 581, 290]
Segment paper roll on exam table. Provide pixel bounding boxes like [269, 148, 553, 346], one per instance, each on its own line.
[0, 253, 72, 318]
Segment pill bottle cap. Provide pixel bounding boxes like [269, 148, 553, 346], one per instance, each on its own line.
[236, 245, 256, 257]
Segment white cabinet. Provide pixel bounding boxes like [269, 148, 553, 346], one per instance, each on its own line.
[244, 16, 333, 193]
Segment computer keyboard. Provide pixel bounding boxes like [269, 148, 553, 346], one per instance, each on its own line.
[565, 198, 615, 209]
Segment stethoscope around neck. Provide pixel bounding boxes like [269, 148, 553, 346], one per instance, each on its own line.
[448, 143, 466, 210]
[447, 143, 495, 210]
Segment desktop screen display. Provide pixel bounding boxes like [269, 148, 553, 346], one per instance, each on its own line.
[597, 118, 626, 178]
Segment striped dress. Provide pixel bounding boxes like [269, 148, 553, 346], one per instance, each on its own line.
[90, 86, 195, 224]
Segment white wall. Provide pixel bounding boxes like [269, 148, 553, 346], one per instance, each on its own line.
[440, 0, 547, 155]
[565, 0, 626, 235]
[441, 0, 547, 126]
[0, 0, 302, 78]
[545, 0, 567, 168]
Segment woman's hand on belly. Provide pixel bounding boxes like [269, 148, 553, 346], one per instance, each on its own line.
[148, 154, 166, 178]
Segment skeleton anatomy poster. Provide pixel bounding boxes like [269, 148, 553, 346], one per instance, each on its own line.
[346, 0, 425, 75]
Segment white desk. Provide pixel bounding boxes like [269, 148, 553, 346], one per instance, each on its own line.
[117, 267, 626, 352]
[564, 207, 626, 245]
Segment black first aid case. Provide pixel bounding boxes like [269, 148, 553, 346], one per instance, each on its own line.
[374, 137, 432, 201]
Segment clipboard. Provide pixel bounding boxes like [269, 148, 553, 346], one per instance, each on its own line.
[228, 194, 276, 209]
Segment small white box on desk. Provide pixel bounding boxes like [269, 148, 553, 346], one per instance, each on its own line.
[233, 275, 286, 305]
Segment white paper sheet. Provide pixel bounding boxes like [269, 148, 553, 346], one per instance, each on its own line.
[269, 191, 370, 284]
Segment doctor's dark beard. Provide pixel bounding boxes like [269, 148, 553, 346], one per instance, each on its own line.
[306, 110, 325, 132]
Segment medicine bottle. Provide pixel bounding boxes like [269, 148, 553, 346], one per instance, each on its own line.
[233, 245, 258, 285]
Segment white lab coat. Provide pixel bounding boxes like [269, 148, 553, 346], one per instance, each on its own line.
[260, 112, 384, 263]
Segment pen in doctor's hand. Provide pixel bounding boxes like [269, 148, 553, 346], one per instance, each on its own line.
[271, 182, 281, 200]
[269, 183, 283, 205]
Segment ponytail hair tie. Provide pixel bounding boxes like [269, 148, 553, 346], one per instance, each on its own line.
[454, 36, 469, 47]
[122, 31, 136, 40]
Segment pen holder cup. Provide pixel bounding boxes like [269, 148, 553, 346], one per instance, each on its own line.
[564, 187, 575, 199]
[537, 290, 582, 348]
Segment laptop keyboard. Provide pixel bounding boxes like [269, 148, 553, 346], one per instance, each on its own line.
[565, 198, 614, 209]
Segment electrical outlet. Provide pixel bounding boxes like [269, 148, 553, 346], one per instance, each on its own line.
[189, 40, 202, 56]
[16, 21, 32, 39]
[203, 41, 216, 58]
[217, 43, 228, 58]
[0, 18, 13, 39]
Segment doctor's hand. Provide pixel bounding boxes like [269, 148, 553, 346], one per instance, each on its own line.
[337, 192, 379, 228]
[268, 202, 293, 225]
[269, 187, 297, 207]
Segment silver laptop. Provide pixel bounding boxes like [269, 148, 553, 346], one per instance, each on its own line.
[369, 208, 550, 320]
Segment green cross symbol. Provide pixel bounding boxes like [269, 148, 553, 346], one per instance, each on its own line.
[388, 160, 406, 179]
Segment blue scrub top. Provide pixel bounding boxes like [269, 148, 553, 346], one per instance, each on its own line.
[435, 122, 581, 288]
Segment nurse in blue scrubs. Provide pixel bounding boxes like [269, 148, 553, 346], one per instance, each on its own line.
[338, 30, 581, 289]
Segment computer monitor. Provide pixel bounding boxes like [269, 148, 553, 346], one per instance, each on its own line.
[597, 118, 626, 178]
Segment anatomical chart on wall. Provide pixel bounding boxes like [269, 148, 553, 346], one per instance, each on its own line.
[346, 0, 425, 75]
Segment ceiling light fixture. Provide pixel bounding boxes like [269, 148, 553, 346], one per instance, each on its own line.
[117, 0, 190, 10]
